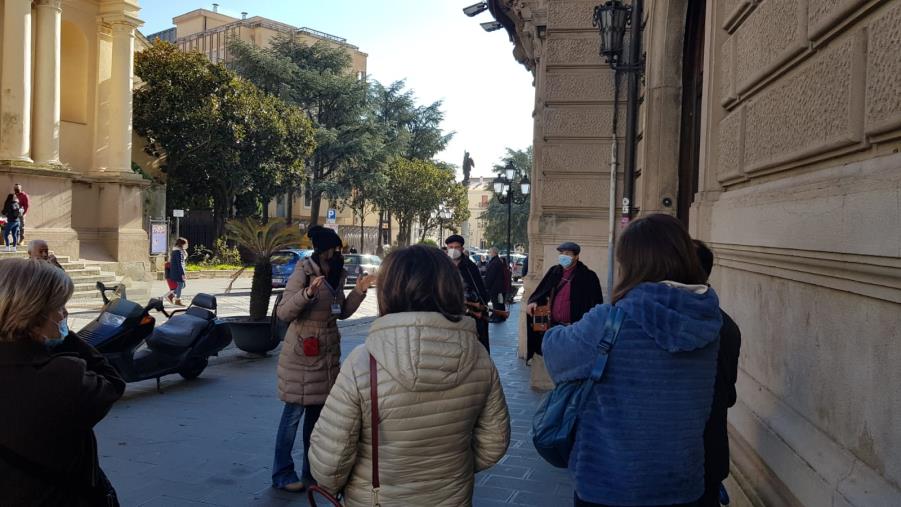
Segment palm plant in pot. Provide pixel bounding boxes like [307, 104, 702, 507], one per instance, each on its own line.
[223, 217, 303, 354]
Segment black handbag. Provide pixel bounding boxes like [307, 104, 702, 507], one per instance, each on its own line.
[532, 306, 625, 468]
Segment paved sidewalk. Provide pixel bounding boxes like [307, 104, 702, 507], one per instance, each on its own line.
[95, 303, 572, 506]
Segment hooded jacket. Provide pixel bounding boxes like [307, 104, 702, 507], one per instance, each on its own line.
[309, 312, 510, 507]
[543, 282, 722, 506]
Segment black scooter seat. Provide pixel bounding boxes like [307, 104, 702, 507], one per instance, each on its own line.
[146, 311, 211, 355]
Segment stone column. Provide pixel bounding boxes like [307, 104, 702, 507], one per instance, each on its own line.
[107, 20, 137, 173]
[32, 0, 63, 165]
[0, 0, 33, 162]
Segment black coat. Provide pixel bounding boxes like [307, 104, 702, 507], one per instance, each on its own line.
[483, 255, 507, 297]
[457, 255, 490, 351]
[704, 310, 741, 486]
[0, 332, 125, 506]
[526, 261, 603, 359]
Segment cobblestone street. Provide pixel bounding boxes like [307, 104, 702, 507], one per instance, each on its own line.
[92, 296, 573, 506]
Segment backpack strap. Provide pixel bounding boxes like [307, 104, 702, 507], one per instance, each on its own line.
[588, 307, 626, 382]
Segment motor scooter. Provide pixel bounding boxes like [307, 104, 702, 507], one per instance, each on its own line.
[79, 282, 233, 391]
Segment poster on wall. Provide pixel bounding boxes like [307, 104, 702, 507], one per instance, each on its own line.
[150, 221, 168, 255]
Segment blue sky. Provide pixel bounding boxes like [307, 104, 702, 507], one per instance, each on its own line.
[139, 1, 536, 178]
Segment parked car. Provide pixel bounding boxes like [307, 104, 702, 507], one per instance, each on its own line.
[271, 249, 314, 288]
[343, 254, 383, 286]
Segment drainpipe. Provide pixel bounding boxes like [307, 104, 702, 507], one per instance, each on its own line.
[621, 0, 643, 224]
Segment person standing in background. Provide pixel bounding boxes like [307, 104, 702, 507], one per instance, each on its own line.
[445, 235, 491, 353]
[13, 184, 28, 243]
[169, 238, 188, 306]
[2, 194, 23, 252]
[483, 247, 508, 323]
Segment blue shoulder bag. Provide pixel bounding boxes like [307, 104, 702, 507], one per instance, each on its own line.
[531, 306, 626, 468]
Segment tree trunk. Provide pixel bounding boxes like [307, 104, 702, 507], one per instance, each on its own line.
[249, 260, 273, 321]
[387, 212, 393, 246]
[286, 191, 294, 224]
[262, 195, 270, 222]
[310, 191, 323, 227]
[359, 200, 365, 253]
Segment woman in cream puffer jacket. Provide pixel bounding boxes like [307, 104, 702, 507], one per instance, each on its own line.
[309, 245, 511, 507]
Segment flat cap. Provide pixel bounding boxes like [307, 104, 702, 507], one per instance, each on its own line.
[445, 234, 465, 246]
[556, 241, 581, 254]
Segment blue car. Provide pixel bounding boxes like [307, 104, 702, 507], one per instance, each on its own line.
[271, 249, 314, 288]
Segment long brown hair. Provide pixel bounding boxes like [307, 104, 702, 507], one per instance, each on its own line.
[611, 214, 706, 303]
[377, 245, 465, 322]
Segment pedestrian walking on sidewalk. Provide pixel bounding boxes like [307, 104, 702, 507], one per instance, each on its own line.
[2, 194, 23, 252]
[525, 241, 603, 360]
[13, 184, 28, 243]
[542, 214, 722, 507]
[484, 247, 509, 322]
[445, 234, 491, 352]
[272, 226, 375, 493]
[168, 238, 188, 305]
[309, 245, 510, 507]
[694, 240, 742, 507]
[0, 258, 125, 506]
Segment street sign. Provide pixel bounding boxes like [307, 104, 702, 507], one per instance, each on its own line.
[172, 209, 185, 218]
[327, 208, 337, 224]
[149, 221, 168, 255]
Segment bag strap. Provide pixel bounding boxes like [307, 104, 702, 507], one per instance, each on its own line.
[588, 307, 626, 382]
[369, 354, 381, 506]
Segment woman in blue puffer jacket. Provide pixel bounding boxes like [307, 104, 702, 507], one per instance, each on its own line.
[543, 214, 722, 507]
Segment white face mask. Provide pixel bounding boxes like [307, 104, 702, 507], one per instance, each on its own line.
[447, 248, 462, 260]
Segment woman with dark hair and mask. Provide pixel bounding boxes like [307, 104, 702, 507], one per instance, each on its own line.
[542, 214, 722, 507]
[309, 245, 510, 506]
[271, 226, 376, 493]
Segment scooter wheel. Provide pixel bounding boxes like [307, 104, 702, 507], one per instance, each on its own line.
[179, 358, 209, 380]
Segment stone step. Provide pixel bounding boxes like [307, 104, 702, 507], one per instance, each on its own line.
[60, 262, 86, 270]
[67, 271, 116, 283]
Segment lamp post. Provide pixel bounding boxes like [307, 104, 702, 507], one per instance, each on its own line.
[431, 204, 452, 242]
[492, 161, 531, 266]
[593, 0, 645, 296]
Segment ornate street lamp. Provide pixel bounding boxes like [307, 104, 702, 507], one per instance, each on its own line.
[592, 1, 631, 67]
[492, 161, 531, 266]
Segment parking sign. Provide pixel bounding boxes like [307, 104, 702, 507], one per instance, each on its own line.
[327, 208, 337, 224]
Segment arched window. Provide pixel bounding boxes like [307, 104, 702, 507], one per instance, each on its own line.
[61, 21, 88, 124]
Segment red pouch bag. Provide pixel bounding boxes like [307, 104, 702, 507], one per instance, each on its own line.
[302, 336, 320, 356]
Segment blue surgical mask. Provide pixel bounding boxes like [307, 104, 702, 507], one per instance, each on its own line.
[43, 318, 67, 348]
[559, 255, 574, 268]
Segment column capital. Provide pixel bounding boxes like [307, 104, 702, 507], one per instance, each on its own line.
[100, 13, 143, 31]
[34, 0, 63, 11]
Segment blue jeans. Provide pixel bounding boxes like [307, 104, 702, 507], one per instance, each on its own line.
[272, 402, 323, 488]
[3, 221, 20, 247]
[175, 281, 185, 298]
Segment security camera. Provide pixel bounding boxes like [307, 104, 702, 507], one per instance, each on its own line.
[480, 21, 503, 32]
[463, 2, 489, 17]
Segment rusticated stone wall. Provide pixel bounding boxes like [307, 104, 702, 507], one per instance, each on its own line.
[695, 0, 901, 504]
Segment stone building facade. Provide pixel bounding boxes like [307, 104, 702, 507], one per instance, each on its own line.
[488, 0, 901, 505]
[0, 0, 148, 270]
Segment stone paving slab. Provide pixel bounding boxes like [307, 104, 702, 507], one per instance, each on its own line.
[94, 300, 572, 506]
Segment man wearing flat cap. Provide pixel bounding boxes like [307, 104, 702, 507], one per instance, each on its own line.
[445, 234, 491, 353]
[525, 241, 603, 361]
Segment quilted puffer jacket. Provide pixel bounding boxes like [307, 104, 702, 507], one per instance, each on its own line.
[309, 311, 511, 507]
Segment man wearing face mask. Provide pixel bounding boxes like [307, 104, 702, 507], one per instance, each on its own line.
[445, 234, 491, 353]
[525, 242, 603, 361]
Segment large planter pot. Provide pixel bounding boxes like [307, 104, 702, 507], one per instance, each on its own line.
[221, 316, 281, 355]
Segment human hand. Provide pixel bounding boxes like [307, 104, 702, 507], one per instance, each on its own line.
[526, 303, 537, 316]
[306, 276, 325, 297]
[355, 274, 376, 293]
